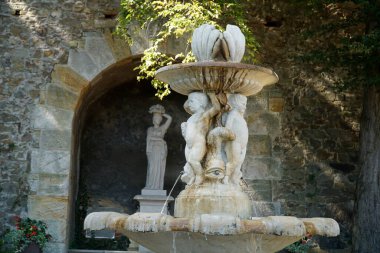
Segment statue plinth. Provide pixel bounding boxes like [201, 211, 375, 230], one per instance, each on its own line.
[134, 189, 173, 214]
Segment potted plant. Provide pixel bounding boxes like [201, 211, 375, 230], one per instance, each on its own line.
[3, 217, 52, 253]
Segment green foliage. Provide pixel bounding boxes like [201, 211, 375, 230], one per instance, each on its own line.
[294, 0, 380, 89]
[2, 217, 51, 253]
[285, 234, 316, 253]
[72, 179, 129, 250]
[117, 0, 258, 99]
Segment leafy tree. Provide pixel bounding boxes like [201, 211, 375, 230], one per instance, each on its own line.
[292, 1, 380, 252]
[116, 0, 258, 99]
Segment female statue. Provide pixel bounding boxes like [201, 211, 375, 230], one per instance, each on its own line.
[145, 104, 172, 190]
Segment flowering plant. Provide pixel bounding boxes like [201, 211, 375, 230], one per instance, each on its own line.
[3, 217, 52, 253]
[285, 233, 316, 253]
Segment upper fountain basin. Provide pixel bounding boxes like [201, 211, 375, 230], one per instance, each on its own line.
[155, 61, 279, 96]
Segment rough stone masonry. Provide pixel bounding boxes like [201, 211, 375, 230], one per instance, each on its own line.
[0, 0, 360, 252]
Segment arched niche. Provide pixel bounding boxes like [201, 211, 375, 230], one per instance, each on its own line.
[70, 60, 187, 248]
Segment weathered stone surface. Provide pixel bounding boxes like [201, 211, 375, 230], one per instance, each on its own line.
[46, 219, 67, 243]
[44, 242, 66, 253]
[31, 149, 70, 174]
[84, 35, 116, 70]
[40, 130, 71, 150]
[269, 97, 285, 112]
[51, 64, 89, 92]
[33, 105, 73, 130]
[28, 195, 68, 220]
[104, 29, 132, 61]
[252, 201, 282, 216]
[248, 112, 280, 135]
[67, 49, 100, 80]
[248, 134, 272, 156]
[272, 180, 306, 202]
[46, 84, 78, 110]
[243, 157, 281, 180]
[37, 174, 69, 196]
[245, 179, 272, 201]
[247, 89, 268, 111]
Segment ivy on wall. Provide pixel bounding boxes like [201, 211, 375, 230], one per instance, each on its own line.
[116, 0, 259, 99]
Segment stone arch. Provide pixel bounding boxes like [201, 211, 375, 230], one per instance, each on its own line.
[28, 30, 185, 252]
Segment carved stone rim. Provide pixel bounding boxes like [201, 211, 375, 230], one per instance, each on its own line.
[155, 61, 279, 96]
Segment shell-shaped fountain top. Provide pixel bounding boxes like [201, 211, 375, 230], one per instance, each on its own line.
[191, 24, 246, 62]
[156, 24, 279, 96]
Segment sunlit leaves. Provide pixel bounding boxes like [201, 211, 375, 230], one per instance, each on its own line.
[116, 0, 258, 98]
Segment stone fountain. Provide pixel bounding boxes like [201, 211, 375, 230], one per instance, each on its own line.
[84, 24, 339, 253]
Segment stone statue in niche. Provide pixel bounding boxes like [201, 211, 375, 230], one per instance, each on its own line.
[223, 94, 248, 185]
[180, 92, 221, 185]
[145, 104, 172, 190]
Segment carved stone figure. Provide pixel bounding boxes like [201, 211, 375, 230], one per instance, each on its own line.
[223, 94, 248, 185]
[181, 92, 221, 185]
[145, 104, 172, 189]
[204, 126, 235, 181]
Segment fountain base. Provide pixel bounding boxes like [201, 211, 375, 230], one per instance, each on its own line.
[174, 182, 252, 219]
[84, 212, 340, 253]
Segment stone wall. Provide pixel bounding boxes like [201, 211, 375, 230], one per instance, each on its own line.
[0, 0, 361, 252]
[242, 1, 361, 250]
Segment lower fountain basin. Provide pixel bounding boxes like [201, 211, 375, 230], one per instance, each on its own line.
[84, 212, 339, 253]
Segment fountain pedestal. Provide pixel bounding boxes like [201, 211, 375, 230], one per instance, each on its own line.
[175, 182, 252, 219]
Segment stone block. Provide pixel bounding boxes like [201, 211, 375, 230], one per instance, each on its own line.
[104, 29, 132, 61]
[141, 189, 167, 196]
[94, 19, 117, 28]
[281, 201, 307, 217]
[244, 179, 272, 201]
[37, 174, 69, 196]
[248, 112, 280, 135]
[11, 48, 29, 58]
[28, 195, 68, 220]
[33, 105, 73, 130]
[44, 242, 66, 253]
[51, 64, 89, 92]
[243, 157, 281, 180]
[252, 201, 282, 216]
[269, 97, 285, 112]
[127, 23, 149, 55]
[0, 112, 19, 123]
[272, 180, 305, 202]
[27, 173, 39, 193]
[85, 36, 115, 70]
[40, 130, 71, 150]
[45, 219, 67, 243]
[46, 84, 78, 110]
[248, 135, 272, 156]
[31, 149, 70, 174]
[247, 91, 268, 111]
[68, 49, 99, 80]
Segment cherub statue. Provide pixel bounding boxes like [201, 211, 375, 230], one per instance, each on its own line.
[223, 94, 248, 185]
[181, 92, 221, 185]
